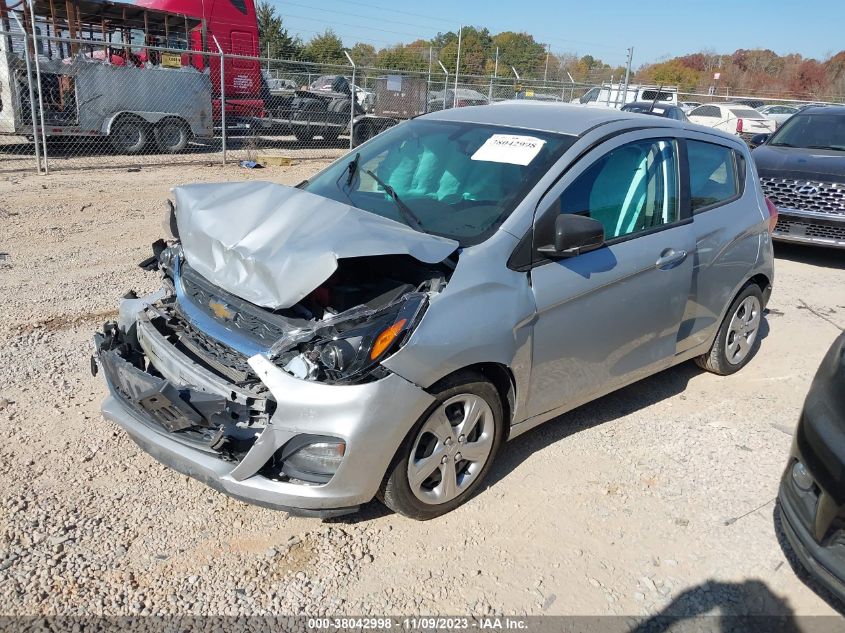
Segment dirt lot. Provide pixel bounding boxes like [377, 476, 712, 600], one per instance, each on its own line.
[0, 162, 844, 619]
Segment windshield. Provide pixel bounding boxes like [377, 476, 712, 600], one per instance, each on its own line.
[302, 119, 576, 245]
[768, 114, 845, 150]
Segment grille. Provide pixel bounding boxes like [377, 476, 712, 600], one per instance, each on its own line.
[774, 219, 845, 242]
[178, 261, 307, 347]
[761, 177, 845, 216]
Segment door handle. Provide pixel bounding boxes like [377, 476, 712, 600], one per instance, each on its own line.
[655, 248, 688, 269]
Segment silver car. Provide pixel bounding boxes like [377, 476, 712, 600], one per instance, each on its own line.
[93, 102, 775, 519]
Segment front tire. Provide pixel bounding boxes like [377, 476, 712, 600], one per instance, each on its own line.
[379, 372, 504, 520]
[695, 283, 764, 375]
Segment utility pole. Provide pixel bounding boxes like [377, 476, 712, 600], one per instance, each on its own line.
[489, 46, 499, 101]
[622, 46, 633, 106]
[454, 25, 462, 96]
[543, 43, 550, 83]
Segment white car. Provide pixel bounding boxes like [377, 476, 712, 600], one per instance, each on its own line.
[757, 104, 799, 128]
[687, 103, 776, 139]
[679, 101, 702, 114]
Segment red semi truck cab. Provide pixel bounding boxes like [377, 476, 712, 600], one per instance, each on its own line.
[137, 0, 264, 127]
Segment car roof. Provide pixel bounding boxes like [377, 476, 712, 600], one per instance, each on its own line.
[418, 101, 744, 142]
[624, 101, 679, 109]
[797, 105, 845, 115]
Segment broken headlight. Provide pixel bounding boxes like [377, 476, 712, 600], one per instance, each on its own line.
[307, 293, 426, 383]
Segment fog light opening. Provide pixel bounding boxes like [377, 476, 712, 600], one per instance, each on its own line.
[791, 461, 814, 492]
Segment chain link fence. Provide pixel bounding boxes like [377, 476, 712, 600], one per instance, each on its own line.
[2, 7, 842, 176]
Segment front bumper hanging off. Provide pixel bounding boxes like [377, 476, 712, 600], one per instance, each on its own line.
[94, 303, 435, 517]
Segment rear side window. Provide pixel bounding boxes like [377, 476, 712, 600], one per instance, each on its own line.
[687, 141, 739, 211]
[641, 90, 673, 102]
[690, 105, 720, 117]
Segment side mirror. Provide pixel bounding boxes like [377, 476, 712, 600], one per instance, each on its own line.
[749, 133, 769, 147]
[537, 214, 605, 258]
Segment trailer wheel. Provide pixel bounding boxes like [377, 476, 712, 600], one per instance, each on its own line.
[294, 129, 314, 143]
[352, 121, 372, 147]
[154, 118, 190, 153]
[110, 117, 148, 155]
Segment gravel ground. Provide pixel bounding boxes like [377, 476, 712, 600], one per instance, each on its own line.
[1, 162, 844, 620]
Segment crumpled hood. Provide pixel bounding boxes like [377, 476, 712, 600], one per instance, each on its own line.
[172, 181, 459, 309]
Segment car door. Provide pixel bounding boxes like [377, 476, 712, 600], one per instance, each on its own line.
[524, 132, 696, 419]
[675, 133, 764, 354]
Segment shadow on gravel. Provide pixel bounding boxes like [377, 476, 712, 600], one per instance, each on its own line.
[774, 243, 845, 271]
[773, 501, 845, 616]
[484, 359, 701, 491]
[627, 579, 801, 632]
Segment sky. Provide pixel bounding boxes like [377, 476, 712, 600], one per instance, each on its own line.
[274, 0, 843, 67]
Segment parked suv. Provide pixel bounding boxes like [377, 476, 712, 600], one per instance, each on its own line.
[753, 106, 845, 249]
[93, 102, 775, 519]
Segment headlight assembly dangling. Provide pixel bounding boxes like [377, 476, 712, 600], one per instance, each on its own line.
[310, 293, 426, 383]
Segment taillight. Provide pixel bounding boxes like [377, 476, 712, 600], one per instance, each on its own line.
[736, 118, 743, 134]
[764, 196, 778, 234]
[456, 99, 467, 107]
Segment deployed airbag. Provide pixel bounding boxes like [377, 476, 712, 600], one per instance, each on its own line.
[172, 181, 458, 309]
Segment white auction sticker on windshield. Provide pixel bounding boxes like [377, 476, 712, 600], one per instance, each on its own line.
[471, 134, 546, 166]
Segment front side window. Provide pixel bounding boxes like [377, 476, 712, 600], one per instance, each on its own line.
[558, 139, 679, 239]
[303, 119, 576, 245]
[687, 140, 738, 211]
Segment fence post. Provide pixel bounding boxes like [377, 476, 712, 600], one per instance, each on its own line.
[343, 50, 355, 150]
[212, 35, 226, 165]
[28, 0, 48, 173]
[437, 60, 448, 110]
[454, 25, 462, 96]
[10, 11, 41, 174]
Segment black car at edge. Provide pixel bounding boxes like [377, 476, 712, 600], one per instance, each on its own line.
[777, 331, 845, 608]
[752, 106, 845, 249]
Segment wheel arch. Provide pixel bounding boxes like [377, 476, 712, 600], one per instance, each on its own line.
[426, 362, 517, 438]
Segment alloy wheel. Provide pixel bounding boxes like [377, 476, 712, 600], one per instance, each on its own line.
[407, 394, 495, 505]
[725, 295, 761, 365]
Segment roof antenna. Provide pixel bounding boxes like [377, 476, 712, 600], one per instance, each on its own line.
[649, 85, 664, 113]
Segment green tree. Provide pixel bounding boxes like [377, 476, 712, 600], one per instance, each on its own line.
[303, 29, 345, 64]
[255, 1, 300, 59]
[349, 42, 377, 67]
[492, 32, 546, 78]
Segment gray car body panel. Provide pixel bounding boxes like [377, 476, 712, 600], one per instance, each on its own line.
[172, 181, 458, 310]
[99, 103, 774, 512]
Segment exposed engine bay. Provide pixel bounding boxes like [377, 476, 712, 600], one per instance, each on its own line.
[150, 242, 453, 386]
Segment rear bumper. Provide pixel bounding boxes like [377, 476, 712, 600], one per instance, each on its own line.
[772, 208, 845, 249]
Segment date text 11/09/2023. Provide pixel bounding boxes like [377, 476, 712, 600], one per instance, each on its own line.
[306, 617, 529, 630]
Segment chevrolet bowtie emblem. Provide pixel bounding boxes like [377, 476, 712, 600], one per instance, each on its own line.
[208, 299, 236, 320]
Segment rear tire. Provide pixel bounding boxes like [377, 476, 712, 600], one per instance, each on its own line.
[110, 118, 148, 155]
[154, 118, 190, 153]
[379, 372, 504, 520]
[695, 283, 764, 375]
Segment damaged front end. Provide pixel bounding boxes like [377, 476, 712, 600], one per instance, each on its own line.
[92, 183, 455, 515]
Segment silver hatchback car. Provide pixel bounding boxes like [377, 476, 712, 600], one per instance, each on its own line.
[94, 103, 775, 519]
